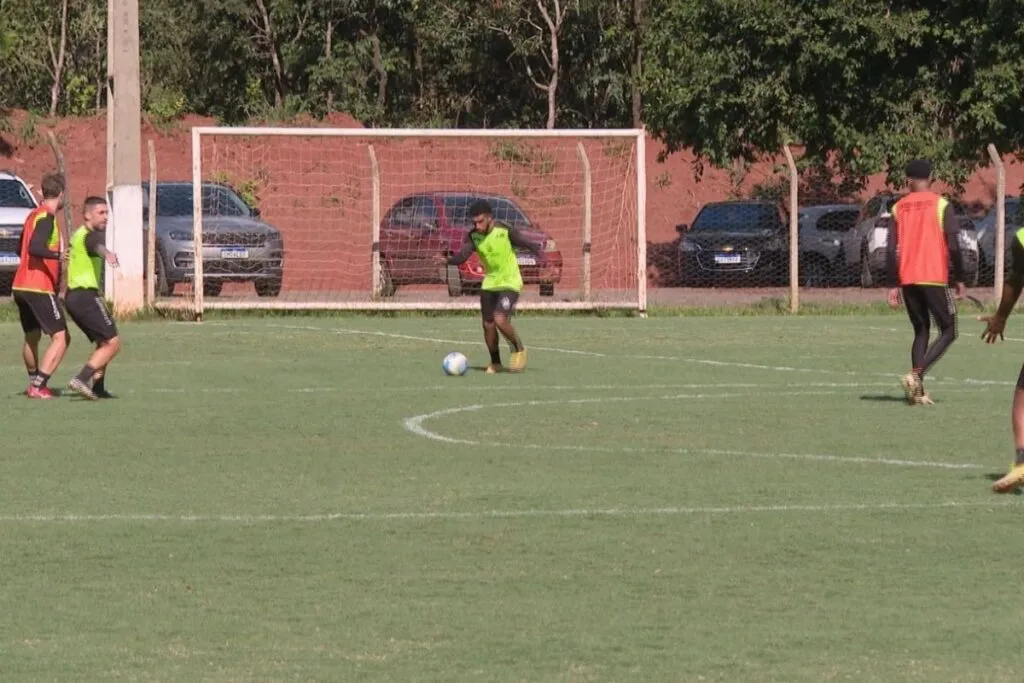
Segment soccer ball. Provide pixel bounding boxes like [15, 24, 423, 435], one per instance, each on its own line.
[442, 351, 469, 376]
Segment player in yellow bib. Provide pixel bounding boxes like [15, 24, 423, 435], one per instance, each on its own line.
[438, 199, 546, 373]
[64, 196, 121, 400]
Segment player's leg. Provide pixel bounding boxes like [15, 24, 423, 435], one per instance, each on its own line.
[480, 291, 503, 373]
[913, 286, 958, 402]
[491, 291, 526, 372]
[992, 366, 1024, 492]
[15, 293, 42, 390]
[23, 292, 69, 398]
[66, 291, 120, 400]
[900, 285, 931, 404]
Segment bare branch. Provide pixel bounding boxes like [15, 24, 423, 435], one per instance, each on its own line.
[524, 61, 549, 92]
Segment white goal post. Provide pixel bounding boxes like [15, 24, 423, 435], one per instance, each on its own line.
[159, 126, 646, 317]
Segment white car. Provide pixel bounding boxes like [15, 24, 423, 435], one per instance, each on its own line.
[0, 171, 38, 294]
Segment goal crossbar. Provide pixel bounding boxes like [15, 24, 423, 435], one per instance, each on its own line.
[170, 126, 646, 317]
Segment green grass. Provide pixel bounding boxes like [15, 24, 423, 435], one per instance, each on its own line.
[1, 314, 1023, 682]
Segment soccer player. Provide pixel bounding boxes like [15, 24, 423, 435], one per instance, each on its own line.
[435, 199, 546, 373]
[980, 228, 1024, 492]
[12, 171, 70, 399]
[885, 159, 966, 405]
[64, 196, 120, 400]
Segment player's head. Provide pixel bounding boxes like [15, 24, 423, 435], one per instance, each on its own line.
[40, 171, 66, 209]
[469, 199, 494, 232]
[83, 196, 109, 230]
[905, 159, 933, 192]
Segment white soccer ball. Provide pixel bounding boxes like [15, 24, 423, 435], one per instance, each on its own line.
[442, 351, 469, 376]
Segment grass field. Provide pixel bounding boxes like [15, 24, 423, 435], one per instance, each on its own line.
[2, 312, 1024, 682]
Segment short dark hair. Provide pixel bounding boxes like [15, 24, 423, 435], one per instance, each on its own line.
[84, 196, 107, 211]
[40, 171, 65, 199]
[468, 199, 493, 217]
[905, 159, 933, 181]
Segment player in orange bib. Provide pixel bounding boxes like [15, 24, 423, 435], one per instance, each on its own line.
[12, 172, 71, 399]
[885, 159, 966, 405]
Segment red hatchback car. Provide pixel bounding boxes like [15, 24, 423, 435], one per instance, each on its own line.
[378, 191, 564, 297]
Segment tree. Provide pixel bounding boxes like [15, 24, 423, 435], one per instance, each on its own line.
[490, 0, 579, 128]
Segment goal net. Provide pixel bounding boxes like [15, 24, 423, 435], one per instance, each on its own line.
[156, 127, 646, 316]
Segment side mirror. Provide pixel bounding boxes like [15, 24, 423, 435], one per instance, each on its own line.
[675, 223, 688, 233]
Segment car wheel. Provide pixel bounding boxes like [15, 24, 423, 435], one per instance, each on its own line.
[376, 259, 396, 298]
[446, 265, 463, 297]
[255, 278, 282, 297]
[859, 248, 874, 288]
[800, 256, 831, 288]
[539, 283, 555, 297]
[154, 251, 172, 297]
[202, 280, 223, 298]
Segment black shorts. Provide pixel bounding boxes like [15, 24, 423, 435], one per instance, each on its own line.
[13, 290, 67, 336]
[480, 290, 519, 322]
[902, 284, 956, 330]
[65, 289, 118, 343]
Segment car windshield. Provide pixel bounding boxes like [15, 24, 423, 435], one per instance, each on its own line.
[0, 179, 37, 209]
[147, 184, 252, 217]
[691, 204, 780, 231]
[443, 196, 531, 227]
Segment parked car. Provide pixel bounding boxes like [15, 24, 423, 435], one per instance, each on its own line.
[141, 181, 285, 297]
[378, 191, 563, 297]
[975, 196, 1022, 284]
[797, 204, 861, 287]
[841, 192, 980, 288]
[0, 171, 38, 294]
[676, 201, 789, 286]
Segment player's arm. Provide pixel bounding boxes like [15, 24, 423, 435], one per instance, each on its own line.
[508, 227, 547, 263]
[27, 215, 60, 260]
[444, 232, 476, 266]
[85, 229, 118, 266]
[981, 237, 1024, 342]
[943, 203, 966, 285]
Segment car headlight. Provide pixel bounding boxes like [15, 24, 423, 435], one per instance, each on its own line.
[681, 237, 699, 252]
[544, 239, 557, 252]
[168, 230, 191, 241]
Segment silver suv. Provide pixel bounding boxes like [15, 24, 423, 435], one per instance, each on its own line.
[0, 171, 38, 294]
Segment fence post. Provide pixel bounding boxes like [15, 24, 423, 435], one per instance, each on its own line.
[576, 142, 593, 301]
[369, 144, 382, 298]
[987, 144, 1005, 303]
[783, 145, 799, 313]
[146, 139, 157, 307]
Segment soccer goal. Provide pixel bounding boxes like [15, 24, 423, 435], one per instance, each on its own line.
[156, 127, 646, 317]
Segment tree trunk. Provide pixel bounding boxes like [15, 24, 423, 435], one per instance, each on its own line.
[325, 19, 334, 111]
[631, 0, 644, 127]
[370, 34, 388, 114]
[48, 0, 70, 117]
[254, 0, 285, 107]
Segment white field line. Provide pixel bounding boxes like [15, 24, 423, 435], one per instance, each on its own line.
[132, 380, 985, 396]
[402, 391, 985, 470]
[221, 322, 1016, 385]
[0, 500, 1016, 524]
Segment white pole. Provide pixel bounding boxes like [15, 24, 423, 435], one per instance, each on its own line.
[146, 139, 156, 306]
[369, 144, 381, 297]
[191, 127, 205, 320]
[576, 142, 592, 301]
[636, 130, 647, 316]
[191, 127, 645, 138]
[783, 145, 799, 313]
[988, 144, 1005, 302]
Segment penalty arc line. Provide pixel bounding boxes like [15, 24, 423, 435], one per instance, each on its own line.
[0, 500, 1017, 524]
[402, 390, 986, 470]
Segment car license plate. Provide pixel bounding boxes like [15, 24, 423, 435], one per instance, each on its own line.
[714, 253, 741, 264]
[517, 254, 536, 265]
[0, 252, 19, 267]
[220, 248, 249, 259]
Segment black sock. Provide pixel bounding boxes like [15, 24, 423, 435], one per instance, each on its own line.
[1016, 448, 1024, 467]
[93, 376, 105, 393]
[490, 349, 501, 365]
[32, 372, 50, 388]
[75, 365, 96, 385]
